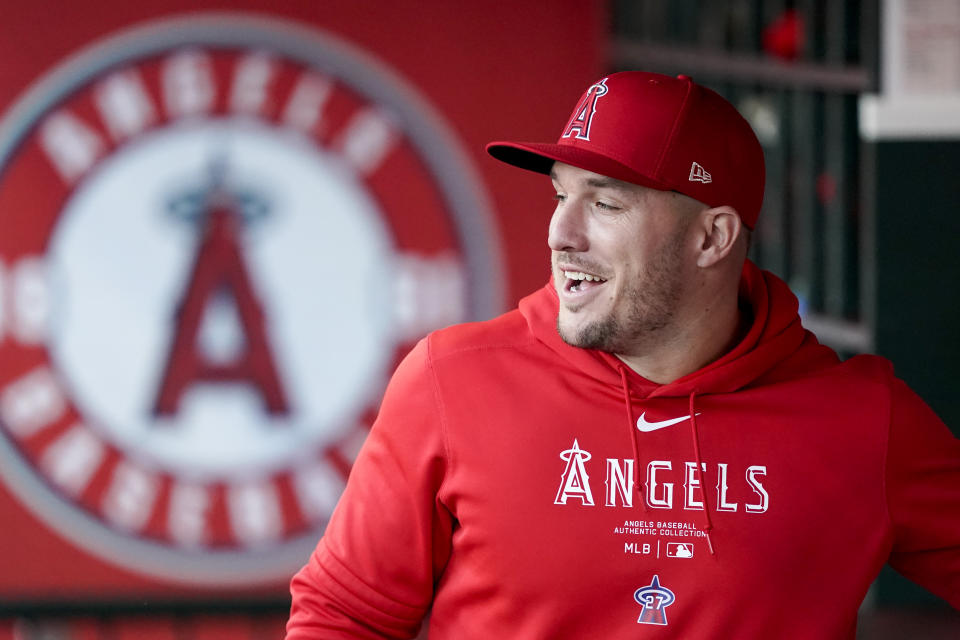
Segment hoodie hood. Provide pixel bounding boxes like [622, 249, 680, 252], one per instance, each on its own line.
[519, 260, 835, 399]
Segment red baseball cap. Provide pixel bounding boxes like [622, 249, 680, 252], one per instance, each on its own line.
[486, 71, 765, 229]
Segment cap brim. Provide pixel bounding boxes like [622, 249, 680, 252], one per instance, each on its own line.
[486, 141, 672, 193]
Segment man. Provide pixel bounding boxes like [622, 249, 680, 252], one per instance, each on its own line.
[286, 72, 960, 638]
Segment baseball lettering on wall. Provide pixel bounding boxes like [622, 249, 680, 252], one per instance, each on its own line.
[0, 14, 502, 584]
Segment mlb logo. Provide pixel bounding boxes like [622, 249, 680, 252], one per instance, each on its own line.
[666, 543, 694, 558]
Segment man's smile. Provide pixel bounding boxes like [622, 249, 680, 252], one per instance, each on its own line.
[563, 269, 608, 294]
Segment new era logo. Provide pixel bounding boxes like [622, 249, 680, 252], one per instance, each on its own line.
[689, 162, 712, 183]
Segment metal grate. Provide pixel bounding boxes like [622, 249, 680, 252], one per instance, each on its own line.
[611, 0, 878, 354]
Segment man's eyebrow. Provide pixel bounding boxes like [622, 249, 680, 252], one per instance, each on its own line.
[585, 176, 620, 189]
[549, 170, 625, 191]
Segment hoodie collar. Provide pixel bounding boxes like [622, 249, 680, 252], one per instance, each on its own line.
[519, 260, 817, 399]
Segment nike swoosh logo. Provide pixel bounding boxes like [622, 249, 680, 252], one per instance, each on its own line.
[636, 412, 702, 432]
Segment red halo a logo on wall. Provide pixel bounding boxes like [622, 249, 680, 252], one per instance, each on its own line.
[0, 15, 502, 585]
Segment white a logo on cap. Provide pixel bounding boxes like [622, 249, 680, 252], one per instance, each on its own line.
[562, 78, 608, 141]
[689, 162, 712, 183]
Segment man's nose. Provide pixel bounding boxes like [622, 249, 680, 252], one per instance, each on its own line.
[547, 200, 588, 252]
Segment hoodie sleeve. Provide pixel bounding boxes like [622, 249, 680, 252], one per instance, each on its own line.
[286, 338, 453, 638]
[885, 377, 960, 607]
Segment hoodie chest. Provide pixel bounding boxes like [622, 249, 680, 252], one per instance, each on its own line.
[438, 370, 889, 574]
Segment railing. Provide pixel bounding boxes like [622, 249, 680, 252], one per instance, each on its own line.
[611, 0, 877, 355]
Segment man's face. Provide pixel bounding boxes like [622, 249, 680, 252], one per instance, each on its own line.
[548, 162, 698, 355]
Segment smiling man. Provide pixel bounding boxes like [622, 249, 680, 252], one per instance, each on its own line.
[287, 72, 960, 639]
[548, 162, 743, 384]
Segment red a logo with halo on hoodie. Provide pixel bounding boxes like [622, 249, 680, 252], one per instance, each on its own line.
[634, 575, 676, 625]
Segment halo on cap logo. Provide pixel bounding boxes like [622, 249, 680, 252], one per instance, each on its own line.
[0, 14, 502, 584]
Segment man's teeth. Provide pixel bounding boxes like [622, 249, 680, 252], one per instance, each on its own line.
[564, 271, 606, 282]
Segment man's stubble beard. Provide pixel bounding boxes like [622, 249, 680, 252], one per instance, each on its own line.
[557, 230, 686, 354]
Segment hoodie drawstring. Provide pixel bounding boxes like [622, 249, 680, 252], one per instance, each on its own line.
[618, 369, 717, 556]
[618, 367, 648, 511]
[688, 390, 716, 555]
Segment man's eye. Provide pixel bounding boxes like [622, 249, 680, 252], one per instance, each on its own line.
[596, 201, 618, 211]
[554, 193, 567, 203]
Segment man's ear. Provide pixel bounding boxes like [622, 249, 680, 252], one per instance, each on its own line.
[695, 206, 743, 268]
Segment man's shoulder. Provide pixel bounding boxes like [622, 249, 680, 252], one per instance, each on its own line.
[790, 351, 895, 387]
[835, 353, 894, 378]
[425, 306, 539, 362]
[783, 351, 897, 399]
[832, 354, 893, 386]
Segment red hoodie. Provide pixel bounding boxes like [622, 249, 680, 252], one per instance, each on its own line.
[286, 262, 960, 639]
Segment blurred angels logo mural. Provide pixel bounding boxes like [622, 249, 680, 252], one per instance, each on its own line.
[0, 14, 502, 584]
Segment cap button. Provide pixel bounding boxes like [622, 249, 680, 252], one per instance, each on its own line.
[677, 74, 693, 82]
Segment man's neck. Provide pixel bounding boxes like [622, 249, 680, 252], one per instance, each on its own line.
[615, 292, 746, 385]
